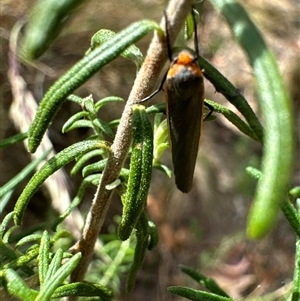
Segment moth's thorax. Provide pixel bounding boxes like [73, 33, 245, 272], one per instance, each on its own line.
[167, 50, 202, 78]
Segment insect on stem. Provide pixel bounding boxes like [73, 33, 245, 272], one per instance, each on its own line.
[140, 7, 214, 192]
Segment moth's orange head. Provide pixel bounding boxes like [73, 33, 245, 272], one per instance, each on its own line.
[176, 50, 195, 65]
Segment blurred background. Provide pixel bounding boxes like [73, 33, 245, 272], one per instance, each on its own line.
[1, 0, 299, 300]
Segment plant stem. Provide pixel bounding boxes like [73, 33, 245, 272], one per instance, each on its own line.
[70, 0, 194, 284]
[291, 200, 300, 301]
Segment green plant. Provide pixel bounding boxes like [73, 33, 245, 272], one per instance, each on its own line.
[1, 0, 298, 300]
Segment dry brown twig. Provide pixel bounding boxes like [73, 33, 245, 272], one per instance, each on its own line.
[70, 0, 195, 283]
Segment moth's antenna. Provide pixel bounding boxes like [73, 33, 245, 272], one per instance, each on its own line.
[163, 10, 173, 61]
[191, 8, 200, 59]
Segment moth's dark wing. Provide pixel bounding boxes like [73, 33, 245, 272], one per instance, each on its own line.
[166, 73, 204, 193]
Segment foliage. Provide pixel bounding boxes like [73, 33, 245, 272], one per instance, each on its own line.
[0, 0, 298, 300]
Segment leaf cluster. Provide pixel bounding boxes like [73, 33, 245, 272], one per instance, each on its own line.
[1, 0, 298, 300]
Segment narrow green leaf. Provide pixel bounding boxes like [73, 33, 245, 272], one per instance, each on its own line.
[2, 225, 18, 243]
[92, 118, 114, 137]
[153, 163, 172, 178]
[292, 238, 300, 301]
[82, 95, 96, 115]
[0, 132, 28, 149]
[52, 230, 73, 242]
[52, 282, 113, 300]
[146, 103, 166, 115]
[36, 252, 82, 301]
[45, 248, 64, 282]
[16, 233, 42, 248]
[20, 0, 88, 60]
[153, 118, 169, 165]
[290, 187, 300, 199]
[105, 179, 121, 190]
[91, 175, 101, 186]
[71, 149, 105, 176]
[0, 148, 52, 198]
[245, 166, 262, 180]
[118, 110, 143, 240]
[0, 190, 14, 214]
[62, 111, 89, 133]
[63, 119, 94, 133]
[185, 9, 199, 40]
[168, 286, 234, 301]
[205, 99, 258, 141]
[0, 212, 15, 237]
[28, 19, 161, 153]
[147, 220, 159, 250]
[155, 143, 169, 158]
[67, 94, 83, 105]
[119, 168, 130, 181]
[87, 29, 144, 69]
[14, 140, 110, 225]
[82, 158, 108, 177]
[5, 269, 38, 301]
[38, 231, 50, 285]
[211, 0, 294, 239]
[118, 105, 153, 240]
[280, 201, 300, 237]
[126, 212, 149, 292]
[179, 265, 230, 298]
[2, 246, 39, 276]
[197, 55, 263, 143]
[246, 167, 300, 237]
[0, 238, 18, 261]
[99, 239, 131, 287]
[94, 96, 124, 112]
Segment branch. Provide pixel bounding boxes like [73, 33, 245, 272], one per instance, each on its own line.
[70, 0, 195, 282]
